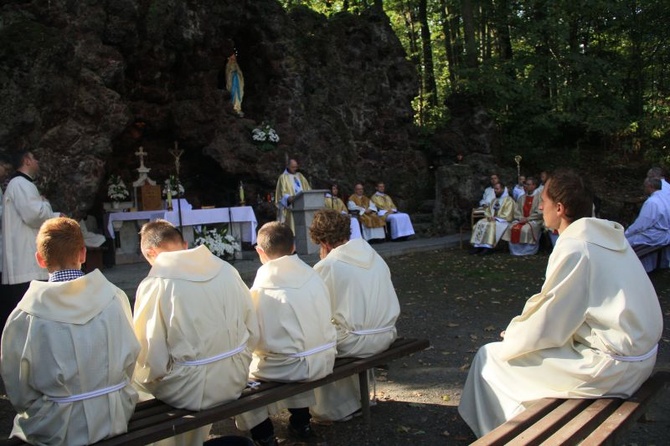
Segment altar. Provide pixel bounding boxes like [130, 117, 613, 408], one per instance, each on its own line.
[105, 205, 257, 264]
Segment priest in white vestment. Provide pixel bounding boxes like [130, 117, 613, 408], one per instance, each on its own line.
[348, 183, 386, 242]
[625, 177, 670, 272]
[1, 217, 139, 445]
[478, 173, 509, 207]
[1, 151, 60, 326]
[236, 222, 336, 446]
[309, 209, 400, 422]
[470, 183, 515, 255]
[459, 170, 663, 438]
[275, 159, 311, 234]
[325, 184, 361, 240]
[503, 177, 543, 256]
[370, 182, 415, 240]
[133, 220, 258, 446]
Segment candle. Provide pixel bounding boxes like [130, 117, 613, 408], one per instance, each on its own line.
[239, 181, 245, 205]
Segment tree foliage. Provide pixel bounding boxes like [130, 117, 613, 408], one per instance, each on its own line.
[280, 0, 670, 167]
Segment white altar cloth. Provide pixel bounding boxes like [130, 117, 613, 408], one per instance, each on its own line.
[106, 206, 258, 244]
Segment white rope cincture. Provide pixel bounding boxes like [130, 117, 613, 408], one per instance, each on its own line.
[176, 343, 247, 366]
[607, 344, 658, 362]
[349, 325, 395, 336]
[287, 341, 337, 358]
[47, 380, 128, 404]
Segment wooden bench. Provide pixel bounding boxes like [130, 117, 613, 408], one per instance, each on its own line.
[633, 244, 669, 272]
[0, 337, 429, 446]
[473, 370, 670, 446]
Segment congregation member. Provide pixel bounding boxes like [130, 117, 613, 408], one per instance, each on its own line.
[1, 150, 61, 327]
[309, 209, 400, 422]
[647, 166, 670, 194]
[348, 182, 386, 242]
[470, 182, 515, 255]
[511, 175, 526, 201]
[275, 158, 311, 233]
[370, 181, 415, 240]
[236, 222, 336, 446]
[478, 173, 509, 207]
[503, 176, 543, 256]
[133, 219, 258, 446]
[459, 169, 663, 437]
[325, 183, 362, 240]
[1, 217, 139, 445]
[624, 177, 670, 272]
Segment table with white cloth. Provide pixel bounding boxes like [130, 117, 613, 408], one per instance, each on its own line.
[105, 206, 257, 264]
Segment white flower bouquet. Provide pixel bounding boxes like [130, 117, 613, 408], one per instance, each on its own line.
[251, 122, 279, 151]
[107, 174, 130, 202]
[162, 175, 185, 198]
[194, 226, 241, 260]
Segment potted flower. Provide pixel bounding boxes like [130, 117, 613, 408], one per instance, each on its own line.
[162, 175, 185, 198]
[107, 174, 130, 208]
[251, 122, 280, 152]
[194, 226, 241, 261]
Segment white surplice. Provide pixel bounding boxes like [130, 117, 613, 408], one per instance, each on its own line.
[1, 270, 140, 445]
[2, 175, 59, 284]
[311, 238, 400, 421]
[236, 254, 336, 431]
[459, 218, 663, 437]
[133, 245, 258, 446]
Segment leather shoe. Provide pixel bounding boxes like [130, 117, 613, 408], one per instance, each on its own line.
[469, 247, 483, 255]
[288, 423, 327, 444]
[479, 248, 494, 256]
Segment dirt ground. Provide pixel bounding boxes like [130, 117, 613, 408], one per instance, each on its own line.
[212, 247, 670, 445]
[1, 246, 669, 445]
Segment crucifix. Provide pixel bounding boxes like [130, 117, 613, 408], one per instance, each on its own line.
[169, 141, 185, 231]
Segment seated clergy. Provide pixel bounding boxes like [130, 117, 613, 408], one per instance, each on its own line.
[370, 182, 415, 240]
[479, 173, 509, 207]
[470, 182, 515, 255]
[512, 175, 526, 201]
[503, 176, 544, 256]
[325, 184, 361, 240]
[348, 183, 386, 242]
[625, 177, 670, 272]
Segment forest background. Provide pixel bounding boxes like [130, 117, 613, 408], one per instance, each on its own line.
[284, 0, 670, 169]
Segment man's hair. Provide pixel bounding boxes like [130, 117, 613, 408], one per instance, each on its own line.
[139, 219, 184, 253]
[647, 166, 666, 179]
[525, 176, 537, 186]
[257, 221, 294, 258]
[310, 209, 351, 246]
[545, 169, 594, 223]
[645, 177, 662, 191]
[36, 217, 85, 269]
[12, 150, 32, 170]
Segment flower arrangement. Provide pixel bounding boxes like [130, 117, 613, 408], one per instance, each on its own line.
[194, 225, 241, 260]
[162, 175, 185, 198]
[107, 174, 130, 202]
[251, 122, 280, 151]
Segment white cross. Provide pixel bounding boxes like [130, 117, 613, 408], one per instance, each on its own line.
[135, 146, 148, 169]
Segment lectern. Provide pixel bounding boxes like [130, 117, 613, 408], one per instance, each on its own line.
[292, 189, 327, 254]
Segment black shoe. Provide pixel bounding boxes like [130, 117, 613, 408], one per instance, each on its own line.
[480, 248, 494, 256]
[288, 423, 324, 443]
[469, 247, 483, 255]
[254, 436, 279, 446]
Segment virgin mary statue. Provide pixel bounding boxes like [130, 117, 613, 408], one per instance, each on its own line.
[226, 53, 244, 117]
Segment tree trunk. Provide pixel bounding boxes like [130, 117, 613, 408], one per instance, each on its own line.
[440, 0, 457, 86]
[419, 0, 438, 106]
[462, 0, 478, 68]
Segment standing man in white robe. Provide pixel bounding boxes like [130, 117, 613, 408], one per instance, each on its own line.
[133, 219, 258, 446]
[275, 158, 311, 234]
[371, 181, 415, 240]
[503, 176, 544, 256]
[235, 221, 336, 446]
[625, 177, 670, 272]
[308, 209, 400, 422]
[1, 150, 61, 327]
[1, 217, 139, 445]
[458, 169, 663, 438]
[0, 156, 12, 284]
[478, 173, 509, 207]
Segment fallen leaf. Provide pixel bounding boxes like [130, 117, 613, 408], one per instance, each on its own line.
[442, 395, 451, 402]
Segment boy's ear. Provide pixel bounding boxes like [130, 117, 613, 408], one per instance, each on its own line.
[79, 246, 87, 265]
[35, 251, 48, 269]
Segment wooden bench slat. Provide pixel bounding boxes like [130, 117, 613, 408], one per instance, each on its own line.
[508, 399, 593, 445]
[539, 398, 621, 446]
[470, 398, 564, 446]
[579, 370, 670, 446]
